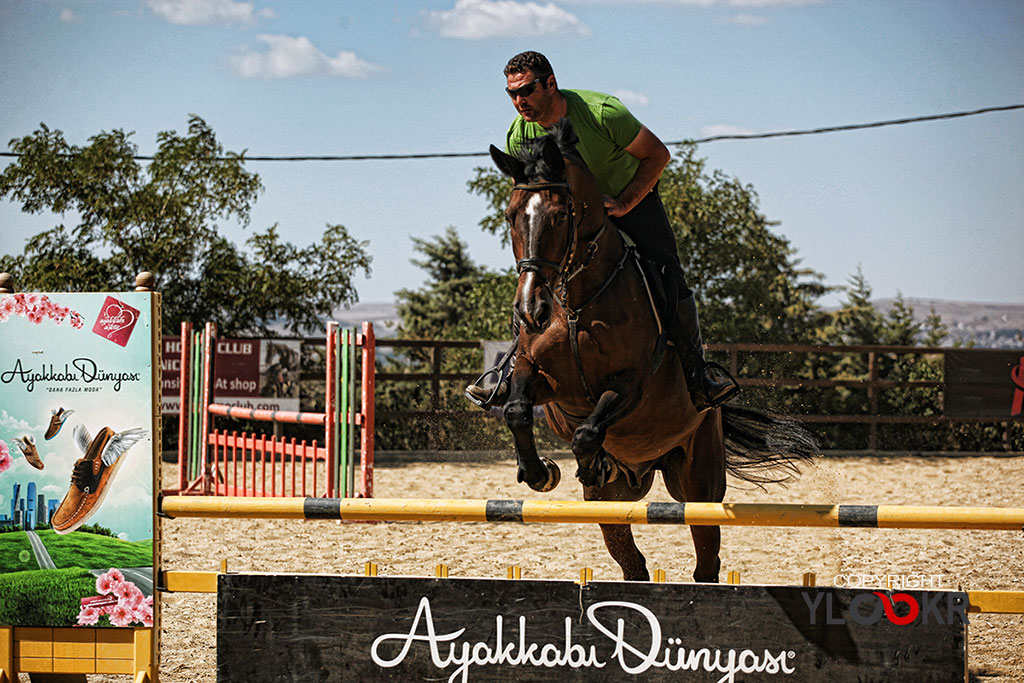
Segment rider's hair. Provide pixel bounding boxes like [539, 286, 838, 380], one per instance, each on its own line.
[504, 51, 554, 82]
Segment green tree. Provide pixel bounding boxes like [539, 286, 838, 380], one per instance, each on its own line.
[380, 229, 519, 450]
[395, 227, 515, 341]
[0, 115, 371, 335]
[821, 267, 884, 346]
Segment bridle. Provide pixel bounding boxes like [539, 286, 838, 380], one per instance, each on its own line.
[512, 181, 584, 281]
[512, 181, 618, 311]
[511, 179, 631, 405]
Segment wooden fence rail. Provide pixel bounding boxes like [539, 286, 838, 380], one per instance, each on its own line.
[368, 340, 1020, 453]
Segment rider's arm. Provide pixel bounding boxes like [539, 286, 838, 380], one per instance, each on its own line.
[603, 126, 671, 217]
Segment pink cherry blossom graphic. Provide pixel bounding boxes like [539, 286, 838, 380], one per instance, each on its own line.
[79, 569, 153, 627]
[76, 606, 101, 626]
[0, 294, 84, 330]
[108, 604, 134, 627]
[0, 441, 12, 474]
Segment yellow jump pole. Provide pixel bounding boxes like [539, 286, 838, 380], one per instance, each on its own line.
[159, 497, 1024, 531]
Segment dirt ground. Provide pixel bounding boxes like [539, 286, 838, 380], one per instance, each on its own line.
[36, 453, 1024, 682]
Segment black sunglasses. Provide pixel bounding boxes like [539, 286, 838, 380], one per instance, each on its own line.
[506, 76, 548, 100]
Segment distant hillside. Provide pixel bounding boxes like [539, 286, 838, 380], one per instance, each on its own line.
[327, 299, 1022, 348]
[875, 298, 1024, 348]
[331, 301, 400, 334]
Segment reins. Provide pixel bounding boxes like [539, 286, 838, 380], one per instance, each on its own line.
[511, 180, 630, 406]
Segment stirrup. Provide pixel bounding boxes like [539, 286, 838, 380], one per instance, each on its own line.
[464, 347, 516, 409]
[697, 360, 740, 411]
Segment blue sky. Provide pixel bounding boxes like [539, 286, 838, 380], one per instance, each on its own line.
[1, 0, 1022, 310]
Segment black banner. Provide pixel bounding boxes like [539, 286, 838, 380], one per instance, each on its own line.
[217, 574, 966, 682]
[944, 350, 1024, 419]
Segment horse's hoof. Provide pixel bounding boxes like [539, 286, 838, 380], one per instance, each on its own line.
[575, 453, 614, 488]
[527, 456, 561, 493]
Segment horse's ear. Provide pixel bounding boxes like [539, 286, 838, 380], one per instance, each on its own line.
[539, 135, 565, 179]
[490, 145, 526, 183]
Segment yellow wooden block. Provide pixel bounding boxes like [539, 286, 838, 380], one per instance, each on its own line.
[15, 629, 53, 658]
[52, 629, 95, 660]
[1, 625, 14, 681]
[162, 570, 218, 593]
[15, 656, 53, 673]
[95, 658, 135, 674]
[967, 590, 1024, 614]
[96, 629, 135, 660]
[134, 627, 155, 676]
[51, 657, 96, 673]
[52, 628, 93, 643]
[97, 643, 135, 659]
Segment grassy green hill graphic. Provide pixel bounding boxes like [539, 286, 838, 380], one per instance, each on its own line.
[0, 529, 152, 627]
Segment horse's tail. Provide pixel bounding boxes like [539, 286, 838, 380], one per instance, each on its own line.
[720, 404, 821, 487]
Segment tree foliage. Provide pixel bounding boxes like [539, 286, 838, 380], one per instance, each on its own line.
[395, 227, 515, 341]
[0, 115, 371, 335]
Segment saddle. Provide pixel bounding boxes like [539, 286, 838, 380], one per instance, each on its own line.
[620, 232, 673, 373]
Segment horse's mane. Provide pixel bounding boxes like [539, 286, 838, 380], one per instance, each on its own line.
[516, 118, 589, 181]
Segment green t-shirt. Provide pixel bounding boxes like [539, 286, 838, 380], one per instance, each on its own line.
[505, 89, 643, 198]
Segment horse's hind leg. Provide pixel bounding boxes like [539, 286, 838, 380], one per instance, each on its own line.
[662, 412, 726, 583]
[585, 472, 655, 581]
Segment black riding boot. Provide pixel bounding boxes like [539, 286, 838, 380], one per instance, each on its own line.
[465, 322, 519, 409]
[672, 295, 740, 412]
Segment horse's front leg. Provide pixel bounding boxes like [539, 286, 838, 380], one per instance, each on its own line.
[505, 360, 561, 493]
[572, 372, 640, 487]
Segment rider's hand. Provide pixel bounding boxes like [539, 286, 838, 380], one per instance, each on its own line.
[603, 195, 628, 217]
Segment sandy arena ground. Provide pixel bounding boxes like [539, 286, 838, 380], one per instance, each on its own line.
[30, 453, 1023, 682]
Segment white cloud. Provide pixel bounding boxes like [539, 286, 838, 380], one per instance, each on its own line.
[563, 0, 820, 6]
[232, 35, 384, 79]
[59, 8, 82, 22]
[426, 0, 589, 39]
[41, 484, 64, 498]
[728, 0, 821, 6]
[700, 123, 757, 138]
[0, 409, 37, 434]
[613, 89, 650, 107]
[102, 484, 152, 509]
[147, 0, 274, 28]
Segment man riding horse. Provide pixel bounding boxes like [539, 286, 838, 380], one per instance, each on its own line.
[466, 50, 739, 413]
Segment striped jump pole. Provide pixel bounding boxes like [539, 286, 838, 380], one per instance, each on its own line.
[159, 497, 1024, 531]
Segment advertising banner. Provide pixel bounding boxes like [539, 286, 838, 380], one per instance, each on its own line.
[944, 350, 1024, 419]
[218, 574, 966, 682]
[0, 292, 156, 629]
[161, 336, 300, 415]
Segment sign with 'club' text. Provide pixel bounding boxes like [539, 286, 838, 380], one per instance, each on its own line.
[160, 336, 301, 415]
[216, 574, 966, 682]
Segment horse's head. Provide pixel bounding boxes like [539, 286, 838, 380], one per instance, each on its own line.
[490, 119, 598, 333]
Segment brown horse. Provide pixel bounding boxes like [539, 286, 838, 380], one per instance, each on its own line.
[489, 119, 818, 583]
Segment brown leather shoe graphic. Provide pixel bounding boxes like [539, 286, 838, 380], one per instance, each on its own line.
[52, 424, 146, 535]
[45, 407, 74, 440]
[14, 436, 44, 470]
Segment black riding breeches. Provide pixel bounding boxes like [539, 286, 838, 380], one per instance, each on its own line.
[608, 183, 693, 299]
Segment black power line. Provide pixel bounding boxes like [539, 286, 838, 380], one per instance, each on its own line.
[1, 104, 1021, 163]
[686, 104, 1024, 144]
